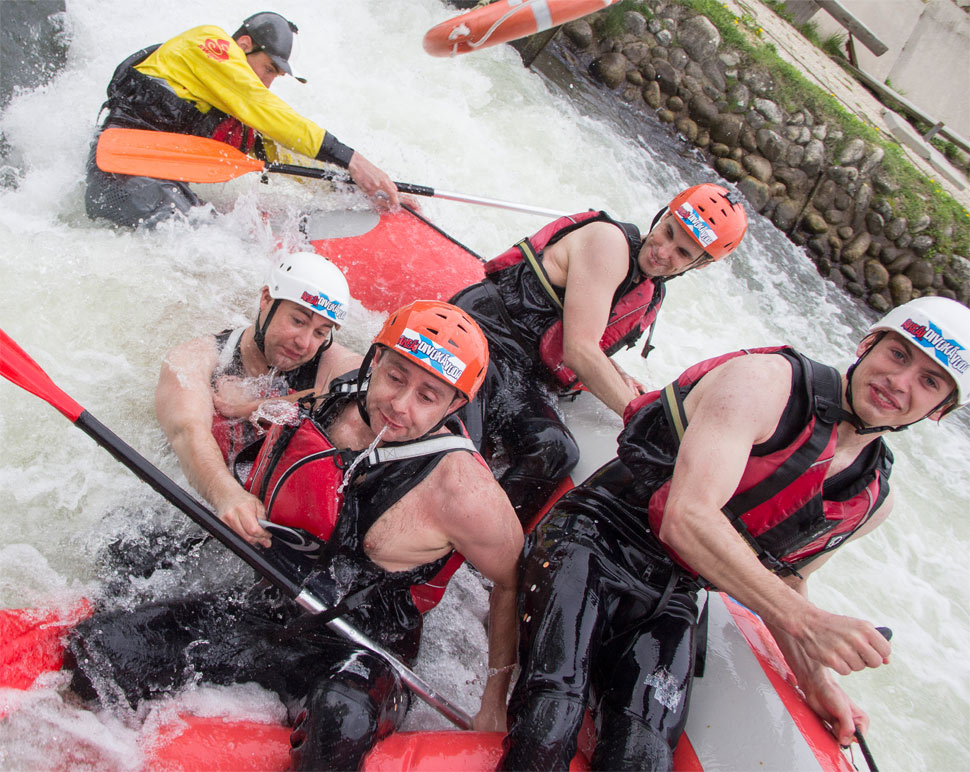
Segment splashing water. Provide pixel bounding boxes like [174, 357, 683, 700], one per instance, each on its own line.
[337, 426, 389, 496]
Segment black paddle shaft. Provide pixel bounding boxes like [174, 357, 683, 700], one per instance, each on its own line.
[75, 410, 303, 599]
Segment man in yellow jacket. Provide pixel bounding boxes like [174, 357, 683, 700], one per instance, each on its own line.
[86, 11, 398, 227]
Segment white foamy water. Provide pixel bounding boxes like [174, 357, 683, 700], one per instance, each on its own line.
[0, 1, 967, 770]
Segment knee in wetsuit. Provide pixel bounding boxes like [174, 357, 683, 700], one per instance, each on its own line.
[499, 693, 587, 772]
[591, 707, 674, 772]
[498, 416, 580, 524]
[289, 668, 405, 772]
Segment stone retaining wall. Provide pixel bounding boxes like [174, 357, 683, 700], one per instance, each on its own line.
[558, 2, 969, 310]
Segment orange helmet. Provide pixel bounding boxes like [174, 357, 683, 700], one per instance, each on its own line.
[374, 300, 489, 401]
[668, 183, 747, 260]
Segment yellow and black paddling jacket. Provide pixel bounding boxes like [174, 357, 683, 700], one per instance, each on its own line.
[482, 210, 665, 391]
[99, 25, 353, 166]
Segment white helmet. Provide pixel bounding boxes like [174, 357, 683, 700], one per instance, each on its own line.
[868, 297, 970, 408]
[267, 252, 350, 327]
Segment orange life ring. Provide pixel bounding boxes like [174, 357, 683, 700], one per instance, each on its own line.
[423, 0, 619, 57]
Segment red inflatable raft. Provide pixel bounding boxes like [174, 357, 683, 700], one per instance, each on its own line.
[0, 207, 855, 771]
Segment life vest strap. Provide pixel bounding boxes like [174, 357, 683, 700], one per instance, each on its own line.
[517, 238, 564, 313]
[368, 435, 477, 464]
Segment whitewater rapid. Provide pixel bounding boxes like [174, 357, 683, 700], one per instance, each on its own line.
[0, 1, 967, 769]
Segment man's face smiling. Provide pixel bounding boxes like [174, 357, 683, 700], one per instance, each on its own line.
[365, 349, 463, 442]
[637, 212, 709, 278]
[851, 331, 956, 426]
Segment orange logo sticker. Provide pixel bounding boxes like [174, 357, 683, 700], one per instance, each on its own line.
[199, 38, 231, 61]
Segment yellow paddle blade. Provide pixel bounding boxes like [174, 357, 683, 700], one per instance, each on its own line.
[95, 128, 265, 183]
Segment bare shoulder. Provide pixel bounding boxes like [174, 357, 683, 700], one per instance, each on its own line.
[316, 341, 363, 391]
[163, 334, 219, 373]
[433, 449, 504, 502]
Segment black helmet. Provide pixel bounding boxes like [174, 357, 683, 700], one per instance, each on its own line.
[237, 11, 306, 83]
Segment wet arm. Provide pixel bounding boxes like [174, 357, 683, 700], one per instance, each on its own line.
[155, 337, 270, 547]
[560, 224, 642, 415]
[659, 356, 891, 675]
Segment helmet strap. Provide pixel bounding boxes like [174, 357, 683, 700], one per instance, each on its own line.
[253, 299, 280, 356]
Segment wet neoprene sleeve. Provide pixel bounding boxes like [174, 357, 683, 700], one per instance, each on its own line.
[315, 133, 354, 167]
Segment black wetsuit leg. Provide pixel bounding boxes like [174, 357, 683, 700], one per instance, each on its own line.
[84, 139, 203, 228]
[500, 510, 697, 772]
[454, 283, 579, 525]
[288, 649, 408, 772]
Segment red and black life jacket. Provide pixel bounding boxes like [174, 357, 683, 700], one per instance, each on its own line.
[484, 211, 665, 390]
[619, 346, 893, 580]
[100, 46, 258, 153]
[237, 389, 480, 614]
[210, 327, 323, 467]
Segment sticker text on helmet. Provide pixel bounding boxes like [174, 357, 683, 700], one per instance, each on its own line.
[674, 203, 717, 248]
[901, 318, 968, 374]
[394, 328, 466, 385]
[301, 290, 347, 322]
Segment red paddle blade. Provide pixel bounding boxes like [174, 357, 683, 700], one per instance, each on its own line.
[0, 329, 84, 421]
[95, 128, 265, 183]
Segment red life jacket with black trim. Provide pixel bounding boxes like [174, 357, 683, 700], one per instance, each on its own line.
[101, 45, 259, 153]
[237, 387, 481, 614]
[210, 327, 323, 467]
[619, 346, 893, 580]
[484, 211, 665, 389]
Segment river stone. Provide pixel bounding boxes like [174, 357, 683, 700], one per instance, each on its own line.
[873, 170, 900, 195]
[622, 41, 652, 65]
[678, 14, 720, 61]
[696, 128, 711, 148]
[730, 146, 744, 162]
[868, 293, 891, 313]
[910, 215, 932, 234]
[688, 94, 719, 126]
[860, 146, 885, 176]
[719, 51, 740, 67]
[854, 183, 873, 216]
[653, 59, 680, 93]
[701, 59, 727, 92]
[740, 125, 758, 152]
[756, 128, 788, 163]
[667, 95, 685, 111]
[668, 47, 688, 70]
[864, 259, 889, 290]
[824, 208, 844, 224]
[774, 166, 810, 198]
[866, 211, 885, 236]
[838, 226, 855, 240]
[681, 75, 704, 96]
[642, 81, 662, 107]
[784, 125, 809, 143]
[711, 142, 731, 157]
[590, 53, 628, 89]
[834, 190, 852, 210]
[655, 28, 673, 46]
[658, 109, 676, 123]
[714, 157, 744, 181]
[772, 198, 800, 231]
[801, 139, 825, 177]
[686, 60, 705, 80]
[626, 69, 645, 86]
[889, 273, 914, 305]
[912, 234, 935, 256]
[746, 110, 767, 130]
[905, 260, 935, 289]
[806, 212, 829, 234]
[840, 264, 859, 281]
[753, 98, 785, 125]
[939, 288, 957, 300]
[624, 10, 648, 36]
[639, 60, 657, 81]
[868, 240, 883, 258]
[564, 20, 594, 48]
[652, 45, 668, 61]
[896, 233, 913, 249]
[676, 117, 699, 142]
[737, 176, 770, 212]
[887, 253, 915, 274]
[837, 138, 866, 166]
[648, 18, 663, 34]
[742, 154, 773, 182]
[740, 67, 774, 95]
[727, 82, 750, 111]
[812, 124, 828, 140]
[808, 235, 831, 257]
[712, 113, 744, 146]
[845, 281, 866, 298]
[872, 199, 894, 220]
[785, 144, 805, 168]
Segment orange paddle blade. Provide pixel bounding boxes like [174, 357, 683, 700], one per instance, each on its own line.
[95, 128, 265, 183]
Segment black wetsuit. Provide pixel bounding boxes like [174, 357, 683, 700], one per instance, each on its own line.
[499, 349, 892, 771]
[67, 393, 472, 772]
[450, 214, 647, 526]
